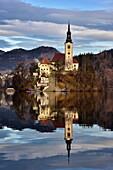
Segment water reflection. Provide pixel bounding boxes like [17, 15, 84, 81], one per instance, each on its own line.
[0, 90, 110, 161]
[4, 91, 108, 130]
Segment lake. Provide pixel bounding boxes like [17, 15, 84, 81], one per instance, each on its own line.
[0, 91, 113, 170]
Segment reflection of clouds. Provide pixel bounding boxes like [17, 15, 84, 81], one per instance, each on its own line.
[74, 124, 110, 134]
[0, 127, 65, 160]
[0, 143, 66, 161]
[72, 125, 113, 154]
[0, 128, 21, 143]
[74, 125, 113, 138]
[0, 145, 113, 170]
[0, 127, 63, 143]
[0, 125, 113, 162]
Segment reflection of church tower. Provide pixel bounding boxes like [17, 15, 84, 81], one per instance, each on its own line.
[65, 21, 73, 71]
[64, 111, 73, 163]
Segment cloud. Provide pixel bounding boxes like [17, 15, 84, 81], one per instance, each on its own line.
[2, 20, 66, 37]
[0, 0, 113, 53]
[0, 0, 113, 29]
[1, 20, 113, 42]
[72, 27, 113, 41]
[1, 20, 113, 53]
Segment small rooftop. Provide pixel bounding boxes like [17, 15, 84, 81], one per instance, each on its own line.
[73, 58, 78, 63]
[40, 58, 51, 64]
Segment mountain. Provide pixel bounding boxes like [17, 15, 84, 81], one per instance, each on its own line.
[0, 50, 4, 55]
[0, 46, 59, 71]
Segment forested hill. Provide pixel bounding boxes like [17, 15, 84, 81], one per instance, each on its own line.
[0, 46, 59, 71]
[76, 49, 113, 89]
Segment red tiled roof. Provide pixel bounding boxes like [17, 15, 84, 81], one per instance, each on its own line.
[51, 53, 65, 63]
[40, 58, 51, 64]
[40, 119, 78, 128]
[73, 58, 79, 63]
[51, 53, 79, 64]
[51, 120, 65, 128]
[73, 119, 78, 124]
[40, 120, 50, 125]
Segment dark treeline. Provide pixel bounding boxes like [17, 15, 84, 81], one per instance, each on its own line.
[75, 50, 113, 89]
[58, 62, 107, 91]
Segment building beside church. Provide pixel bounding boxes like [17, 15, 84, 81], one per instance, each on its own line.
[37, 22, 79, 77]
[38, 58, 53, 76]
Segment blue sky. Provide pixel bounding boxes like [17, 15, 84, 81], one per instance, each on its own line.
[0, 0, 113, 54]
[20, 0, 113, 10]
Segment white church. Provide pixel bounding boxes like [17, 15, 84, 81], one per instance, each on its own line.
[37, 22, 79, 77]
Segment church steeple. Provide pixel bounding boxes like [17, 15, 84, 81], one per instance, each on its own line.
[64, 111, 73, 163]
[65, 21, 73, 71]
[66, 139, 73, 164]
[66, 20, 72, 43]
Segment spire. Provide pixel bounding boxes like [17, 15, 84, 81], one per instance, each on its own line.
[66, 20, 72, 43]
[68, 20, 70, 32]
[66, 139, 73, 164]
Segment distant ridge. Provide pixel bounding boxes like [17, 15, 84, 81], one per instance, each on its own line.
[0, 46, 59, 71]
[0, 50, 5, 55]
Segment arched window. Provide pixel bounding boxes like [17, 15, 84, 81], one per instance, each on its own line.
[68, 45, 70, 49]
[67, 133, 70, 137]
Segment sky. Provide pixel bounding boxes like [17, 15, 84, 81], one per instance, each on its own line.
[0, 0, 113, 54]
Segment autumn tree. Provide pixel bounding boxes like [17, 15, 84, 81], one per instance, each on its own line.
[12, 62, 28, 90]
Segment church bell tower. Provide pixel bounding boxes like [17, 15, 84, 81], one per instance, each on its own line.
[65, 21, 73, 71]
[64, 111, 73, 163]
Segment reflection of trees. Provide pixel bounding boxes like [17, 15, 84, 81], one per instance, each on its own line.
[12, 92, 38, 120]
[11, 91, 113, 130]
[97, 92, 113, 130]
[76, 92, 106, 127]
[57, 92, 107, 128]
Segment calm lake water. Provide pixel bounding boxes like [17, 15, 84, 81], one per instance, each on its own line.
[0, 91, 113, 170]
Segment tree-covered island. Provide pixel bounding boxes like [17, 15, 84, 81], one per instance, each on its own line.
[11, 52, 107, 92]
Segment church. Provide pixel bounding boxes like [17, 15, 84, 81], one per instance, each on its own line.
[38, 22, 79, 76]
